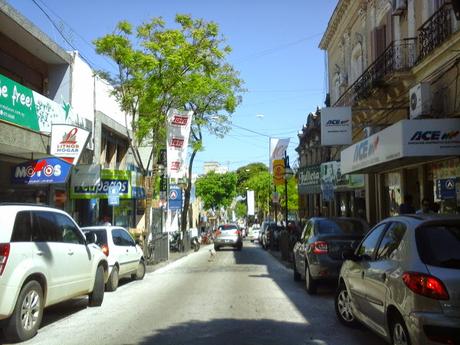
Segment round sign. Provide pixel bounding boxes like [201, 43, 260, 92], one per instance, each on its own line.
[169, 190, 178, 200]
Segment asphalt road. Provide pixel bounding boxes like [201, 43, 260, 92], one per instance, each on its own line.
[3, 242, 387, 345]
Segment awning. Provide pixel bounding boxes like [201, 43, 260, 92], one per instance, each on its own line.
[341, 119, 460, 174]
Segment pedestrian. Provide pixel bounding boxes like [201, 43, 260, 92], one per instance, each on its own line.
[416, 198, 433, 214]
[399, 194, 415, 214]
[100, 215, 112, 226]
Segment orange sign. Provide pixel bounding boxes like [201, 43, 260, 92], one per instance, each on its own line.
[273, 159, 285, 186]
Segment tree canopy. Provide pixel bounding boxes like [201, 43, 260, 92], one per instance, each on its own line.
[195, 171, 237, 210]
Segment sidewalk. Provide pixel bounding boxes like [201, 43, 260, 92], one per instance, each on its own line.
[145, 251, 190, 273]
[268, 249, 294, 270]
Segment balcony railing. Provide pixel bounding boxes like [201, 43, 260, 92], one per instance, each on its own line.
[335, 38, 417, 106]
[418, 3, 455, 62]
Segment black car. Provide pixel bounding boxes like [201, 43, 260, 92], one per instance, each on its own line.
[292, 217, 369, 294]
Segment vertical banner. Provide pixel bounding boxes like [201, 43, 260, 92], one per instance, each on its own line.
[247, 190, 255, 216]
[273, 159, 285, 186]
[167, 110, 193, 179]
[269, 138, 290, 173]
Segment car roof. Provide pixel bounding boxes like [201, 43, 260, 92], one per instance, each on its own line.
[381, 214, 460, 224]
[0, 203, 68, 213]
[82, 226, 126, 230]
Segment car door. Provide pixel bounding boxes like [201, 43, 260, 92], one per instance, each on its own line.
[54, 212, 93, 296]
[362, 221, 406, 330]
[119, 228, 139, 273]
[294, 221, 313, 277]
[111, 229, 129, 276]
[344, 223, 388, 317]
[31, 211, 71, 304]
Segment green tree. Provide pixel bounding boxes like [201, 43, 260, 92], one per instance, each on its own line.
[276, 177, 298, 219]
[195, 172, 237, 213]
[235, 163, 268, 196]
[234, 201, 247, 219]
[245, 170, 271, 220]
[94, 15, 243, 244]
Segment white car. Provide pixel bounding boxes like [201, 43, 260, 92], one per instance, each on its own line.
[0, 204, 108, 342]
[82, 226, 146, 291]
[248, 225, 260, 242]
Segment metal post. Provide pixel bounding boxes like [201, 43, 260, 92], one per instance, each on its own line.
[284, 152, 289, 227]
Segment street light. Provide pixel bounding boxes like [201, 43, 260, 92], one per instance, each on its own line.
[283, 153, 294, 227]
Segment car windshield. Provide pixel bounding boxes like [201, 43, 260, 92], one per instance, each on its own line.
[84, 229, 107, 247]
[416, 224, 460, 269]
[218, 225, 238, 231]
[317, 219, 367, 235]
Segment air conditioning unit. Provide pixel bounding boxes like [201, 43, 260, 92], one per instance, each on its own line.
[409, 83, 431, 119]
[392, 0, 407, 16]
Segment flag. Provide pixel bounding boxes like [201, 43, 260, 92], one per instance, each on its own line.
[269, 138, 290, 173]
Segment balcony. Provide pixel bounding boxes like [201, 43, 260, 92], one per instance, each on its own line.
[335, 38, 417, 106]
[418, 3, 457, 62]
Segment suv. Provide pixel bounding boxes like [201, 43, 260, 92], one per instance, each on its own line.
[214, 224, 243, 251]
[82, 226, 146, 291]
[335, 214, 460, 345]
[0, 204, 108, 342]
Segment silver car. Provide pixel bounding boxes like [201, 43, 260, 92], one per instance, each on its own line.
[335, 214, 460, 345]
[214, 224, 243, 251]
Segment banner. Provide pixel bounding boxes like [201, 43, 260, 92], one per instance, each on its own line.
[50, 124, 90, 165]
[247, 190, 255, 216]
[11, 157, 72, 185]
[167, 110, 193, 179]
[273, 159, 285, 186]
[321, 107, 352, 146]
[0, 73, 90, 133]
[269, 138, 290, 173]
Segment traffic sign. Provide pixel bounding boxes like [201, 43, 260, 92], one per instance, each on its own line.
[108, 185, 120, 206]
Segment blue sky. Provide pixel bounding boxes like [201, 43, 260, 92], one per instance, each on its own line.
[6, 0, 337, 174]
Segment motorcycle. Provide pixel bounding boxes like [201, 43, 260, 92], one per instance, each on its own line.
[191, 236, 200, 252]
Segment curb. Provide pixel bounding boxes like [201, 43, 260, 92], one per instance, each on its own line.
[145, 252, 190, 273]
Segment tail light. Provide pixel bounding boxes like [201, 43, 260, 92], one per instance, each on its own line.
[235, 230, 240, 235]
[101, 244, 109, 257]
[402, 272, 449, 300]
[0, 243, 11, 275]
[310, 241, 328, 254]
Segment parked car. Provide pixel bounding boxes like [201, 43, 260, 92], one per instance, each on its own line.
[82, 226, 146, 292]
[248, 224, 260, 242]
[0, 204, 108, 342]
[214, 224, 243, 251]
[259, 220, 276, 249]
[266, 223, 284, 250]
[292, 217, 369, 294]
[335, 214, 460, 345]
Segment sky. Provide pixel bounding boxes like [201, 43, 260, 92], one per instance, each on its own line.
[5, 0, 337, 174]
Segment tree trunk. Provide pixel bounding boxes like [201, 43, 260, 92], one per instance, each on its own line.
[180, 148, 198, 239]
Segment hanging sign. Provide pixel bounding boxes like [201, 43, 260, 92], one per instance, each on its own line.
[11, 157, 72, 185]
[166, 110, 193, 179]
[50, 124, 90, 165]
[273, 159, 285, 186]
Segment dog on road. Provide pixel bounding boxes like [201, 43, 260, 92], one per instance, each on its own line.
[208, 248, 216, 262]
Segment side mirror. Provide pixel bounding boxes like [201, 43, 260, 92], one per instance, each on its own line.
[85, 232, 96, 244]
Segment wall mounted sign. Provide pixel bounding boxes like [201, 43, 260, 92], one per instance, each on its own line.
[321, 107, 352, 146]
[168, 185, 183, 210]
[50, 124, 90, 165]
[11, 157, 72, 185]
[70, 169, 131, 199]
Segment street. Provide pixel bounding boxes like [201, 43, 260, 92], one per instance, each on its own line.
[2, 242, 387, 345]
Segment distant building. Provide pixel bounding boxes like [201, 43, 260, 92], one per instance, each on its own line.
[203, 161, 229, 174]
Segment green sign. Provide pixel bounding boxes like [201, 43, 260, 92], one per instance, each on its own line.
[0, 73, 85, 133]
[70, 169, 132, 199]
[0, 74, 40, 130]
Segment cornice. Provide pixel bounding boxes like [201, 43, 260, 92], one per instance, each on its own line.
[319, 0, 352, 50]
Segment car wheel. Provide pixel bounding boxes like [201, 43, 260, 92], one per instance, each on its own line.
[4, 280, 44, 342]
[391, 314, 411, 345]
[293, 261, 301, 282]
[88, 265, 105, 307]
[335, 283, 358, 327]
[132, 260, 146, 280]
[305, 264, 317, 294]
[105, 265, 119, 292]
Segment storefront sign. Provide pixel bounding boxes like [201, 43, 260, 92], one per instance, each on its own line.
[320, 161, 364, 199]
[298, 165, 321, 193]
[341, 119, 460, 174]
[70, 169, 132, 199]
[167, 110, 193, 179]
[321, 107, 352, 146]
[50, 124, 90, 164]
[0, 73, 90, 133]
[71, 164, 101, 187]
[436, 178, 458, 200]
[168, 185, 182, 210]
[12, 157, 72, 185]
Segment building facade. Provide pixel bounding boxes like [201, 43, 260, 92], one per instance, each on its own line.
[319, 0, 460, 223]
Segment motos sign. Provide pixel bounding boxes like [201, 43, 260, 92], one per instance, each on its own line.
[11, 158, 72, 185]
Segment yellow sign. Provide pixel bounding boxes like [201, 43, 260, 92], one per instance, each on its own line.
[273, 159, 285, 186]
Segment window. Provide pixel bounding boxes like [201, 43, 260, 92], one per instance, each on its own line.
[416, 224, 460, 269]
[55, 213, 84, 245]
[301, 222, 313, 242]
[376, 222, 406, 260]
[112, 229, 124, 246]
[119, 229, 135, 246]
[357, 224, 387, 260]
[33, 211, 62, 242]
[318, 219, 368, 236]
[86, 229, 108, 247]
[11, 211, 33, 242]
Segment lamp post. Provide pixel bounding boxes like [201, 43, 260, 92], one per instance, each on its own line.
[283, 153, 293, 228]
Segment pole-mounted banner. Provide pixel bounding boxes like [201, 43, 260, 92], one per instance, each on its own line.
[166, 110, 193, 179]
